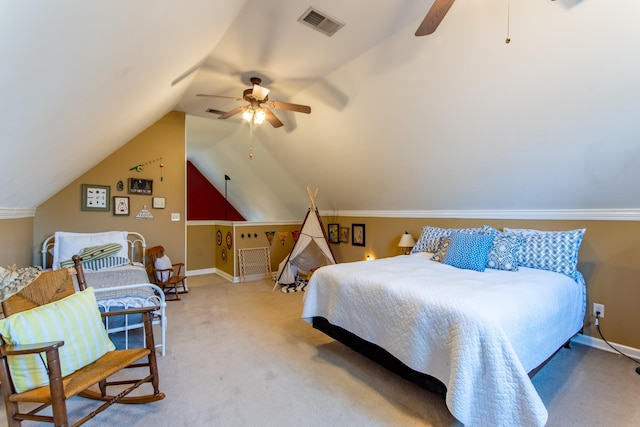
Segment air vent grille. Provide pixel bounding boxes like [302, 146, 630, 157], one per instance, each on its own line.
[206, 108, 226, 115]
[298, 7, 344, 37]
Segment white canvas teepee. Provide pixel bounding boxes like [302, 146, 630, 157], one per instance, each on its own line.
[275, 188, 336, 291]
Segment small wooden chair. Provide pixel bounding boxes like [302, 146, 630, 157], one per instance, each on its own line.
[148, 246, 187, 301]
[0, 256, 164, 427]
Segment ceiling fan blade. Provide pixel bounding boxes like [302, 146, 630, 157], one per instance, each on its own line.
[219, 106, 245, 120]
[415, 0, 456, 36]
[196, 94, 242, 101]
[267, 101, 311, 114]
[263, 109, 284, 128]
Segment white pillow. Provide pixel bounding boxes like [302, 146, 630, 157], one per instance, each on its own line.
[154, 254, 173, 282]
[52, 231, 129, 270]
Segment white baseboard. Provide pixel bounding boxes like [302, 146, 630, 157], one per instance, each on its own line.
[572, 333, 640, 359]
[185, 268, 274, 284]
[186, 268, 216, 276]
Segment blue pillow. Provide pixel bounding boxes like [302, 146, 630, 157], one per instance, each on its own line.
[443, 231, 495, 272]
[486, 233, 523, 271]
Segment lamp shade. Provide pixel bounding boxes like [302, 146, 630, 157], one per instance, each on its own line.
[398, 232, 415, 248]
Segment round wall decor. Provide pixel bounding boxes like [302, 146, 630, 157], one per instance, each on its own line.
[226, 231, 232, 249]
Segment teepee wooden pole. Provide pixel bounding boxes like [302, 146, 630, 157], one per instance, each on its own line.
[307, 186, 318, 211]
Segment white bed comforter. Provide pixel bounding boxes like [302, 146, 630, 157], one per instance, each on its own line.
[302, 253, 585, 427]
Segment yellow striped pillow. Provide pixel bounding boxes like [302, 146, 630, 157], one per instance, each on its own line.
[0, 287, 115, 393]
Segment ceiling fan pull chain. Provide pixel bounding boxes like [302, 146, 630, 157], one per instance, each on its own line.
[506, 0, 511, 44]
[248, 118, 254, 159]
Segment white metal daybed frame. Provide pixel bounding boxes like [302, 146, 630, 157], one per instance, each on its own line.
[41, 232, 166, 356]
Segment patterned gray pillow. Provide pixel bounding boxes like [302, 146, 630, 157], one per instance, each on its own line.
[430, 237, 451, 262]
[411, 225, 492, 254]
[486, 233, 523, 271]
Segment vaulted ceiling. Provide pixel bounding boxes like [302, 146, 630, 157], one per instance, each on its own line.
[3, 1, 639, 221]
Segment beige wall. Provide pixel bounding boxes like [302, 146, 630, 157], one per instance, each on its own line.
[0, 217, 33, 266]
[33, 111, 186, 268]
[186, 224, 216, 271]
[323, 216, 640, 350]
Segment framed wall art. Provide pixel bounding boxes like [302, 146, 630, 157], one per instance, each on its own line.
[328, 223, 340, 243]
[352, 224, 366, 247]
[128, 178, 153, 195]
[81, 184, 110, 212]
[152, 197, 165, 209]
[113, 196, 130, 216]
[339, 225, 350, 243]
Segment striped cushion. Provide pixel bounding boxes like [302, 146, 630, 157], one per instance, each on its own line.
[59, 243, 123, 268]
[81, 256, 130, 271]
[0, 288, 115, 393]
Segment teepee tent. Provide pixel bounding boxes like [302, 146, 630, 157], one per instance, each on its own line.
[275, 188, 336, 289]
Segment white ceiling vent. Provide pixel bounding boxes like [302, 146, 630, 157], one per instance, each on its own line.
[297, 7, 344, 37]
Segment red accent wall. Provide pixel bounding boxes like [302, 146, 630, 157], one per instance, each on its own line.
[187, 161, 245, 221]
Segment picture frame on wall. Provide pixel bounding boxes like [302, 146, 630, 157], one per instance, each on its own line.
[81, 184, 110, 212]
[113, 196, 129, 216]
[152, 197, 165, 209]
[328, 223, 340, 243]
[128, 178, 153, 195]
[339, 225, 350, 243]
[352, 223, 365, 246]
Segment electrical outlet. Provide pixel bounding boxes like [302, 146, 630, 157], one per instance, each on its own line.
[593, 303, 605, 318]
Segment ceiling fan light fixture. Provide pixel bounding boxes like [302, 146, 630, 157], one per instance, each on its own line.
[242, 108, 254, 122]
[252, 85, 270, 101]
[242, 107, 267, 125]
[254, 108, 266, 124]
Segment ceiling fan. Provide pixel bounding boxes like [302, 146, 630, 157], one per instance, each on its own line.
[196, 77, 311, 128]
[415, 0, 456, 36]
[415, 0, 557, 36]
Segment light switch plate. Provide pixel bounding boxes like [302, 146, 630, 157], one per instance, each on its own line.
[171, 213, 180, 221]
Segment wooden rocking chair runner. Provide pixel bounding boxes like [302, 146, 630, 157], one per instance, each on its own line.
[148, 246, 187, 301]
[0, 256, 164, 427]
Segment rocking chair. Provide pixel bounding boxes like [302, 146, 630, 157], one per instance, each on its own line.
[0, 256, 164, 427]
[148, 246, 187, 301]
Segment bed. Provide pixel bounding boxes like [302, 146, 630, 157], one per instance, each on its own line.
[41, 231, 167, 356]
[302, 225, 586, 427]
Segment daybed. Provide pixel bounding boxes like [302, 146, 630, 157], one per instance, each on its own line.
[302, 225, 586, 427]
[41, 231, 166, 356]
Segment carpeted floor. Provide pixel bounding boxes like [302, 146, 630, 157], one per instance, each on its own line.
[2, 274, 639, 426]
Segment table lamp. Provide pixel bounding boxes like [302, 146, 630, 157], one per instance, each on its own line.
[398, 232, 416, 255]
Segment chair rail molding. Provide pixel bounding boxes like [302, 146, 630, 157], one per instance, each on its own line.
[321, 208, 640, 221]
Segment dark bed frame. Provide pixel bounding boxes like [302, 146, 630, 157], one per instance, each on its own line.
[312, 316, 574, 400]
